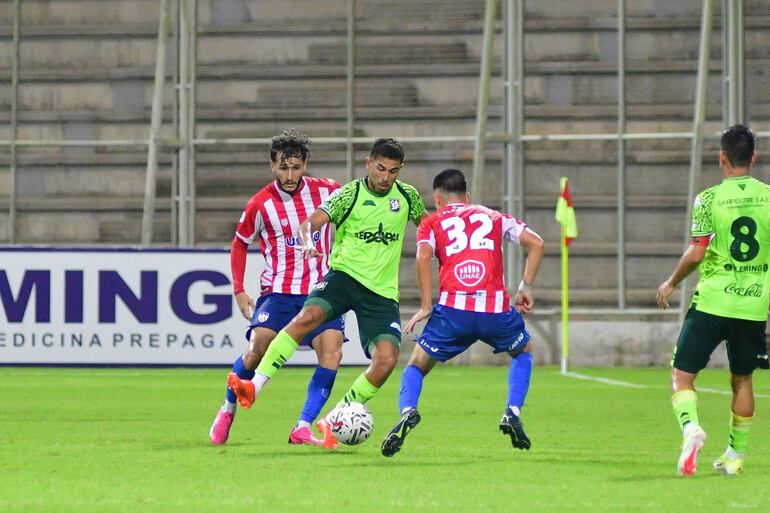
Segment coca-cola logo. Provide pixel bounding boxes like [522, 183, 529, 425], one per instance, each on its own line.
[454, 260, 486, 287]
[724, 282, 763, 297]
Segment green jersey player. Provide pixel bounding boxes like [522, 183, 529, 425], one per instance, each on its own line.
[227, 138, 427, 448]
[657, 124, 770, 476]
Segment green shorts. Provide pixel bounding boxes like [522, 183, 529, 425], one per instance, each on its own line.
[672, 307, 769, 375]
[305, 269, 401, 358]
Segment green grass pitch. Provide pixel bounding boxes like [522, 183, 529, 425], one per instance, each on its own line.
[1, 366, 770, 513]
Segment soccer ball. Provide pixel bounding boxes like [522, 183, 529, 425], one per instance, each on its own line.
[326, 402, 374, 445]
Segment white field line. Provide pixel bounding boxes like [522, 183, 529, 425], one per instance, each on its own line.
[561, 371, 770, 399]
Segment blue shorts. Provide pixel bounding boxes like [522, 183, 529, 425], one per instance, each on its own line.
[246, 293, 345, 348]
[416, 304, 530, 362]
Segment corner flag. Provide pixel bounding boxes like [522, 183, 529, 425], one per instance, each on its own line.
[555, 177, 577, 245]
[555, 177, 577, 374]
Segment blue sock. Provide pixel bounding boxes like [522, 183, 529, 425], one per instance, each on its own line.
[507, 352, 533, 412]
[399, 365, 425, 414]
[226, 355, 255, 404]
[299, 366, 337, 423]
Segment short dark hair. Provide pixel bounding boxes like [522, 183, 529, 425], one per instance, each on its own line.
[721, 124, 755, 168]
[433, 168, 467, 194]
[270, 129, 310, 163]
[369, 138, 404, 163]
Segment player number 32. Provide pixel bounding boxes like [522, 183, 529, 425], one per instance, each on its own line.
[440, 214, 495, 257]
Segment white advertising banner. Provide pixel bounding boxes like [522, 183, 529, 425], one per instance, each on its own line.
[0, 248, 368, 365]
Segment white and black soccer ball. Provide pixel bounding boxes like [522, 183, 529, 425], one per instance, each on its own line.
[326, 402, 374, 445]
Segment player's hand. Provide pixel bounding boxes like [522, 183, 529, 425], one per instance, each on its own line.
[235, 292, 255, 320]
[515, 291, 534, 314]
[404, 307, 432, 334]
[656, 280, 674, 309]
[300, 243, 321, 259]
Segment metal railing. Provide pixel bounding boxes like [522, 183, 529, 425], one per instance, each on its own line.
[2, 0, 749, 310]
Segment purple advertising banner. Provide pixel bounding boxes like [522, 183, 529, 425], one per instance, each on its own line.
[0, 248, 367, 365]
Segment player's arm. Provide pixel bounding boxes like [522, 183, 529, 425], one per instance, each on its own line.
[298, 208, 331, 259]
[231, 236, 256, 320]
[516, 228, 545, 314]
[404, 242, 434, 334]
[656, 238, 708, 309]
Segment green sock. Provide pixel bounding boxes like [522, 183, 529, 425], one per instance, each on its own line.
[728, 412, 752, 454]
[255, 330, 298, 379]
[339, 372, 379, 405]
[672, 390, 699, 432]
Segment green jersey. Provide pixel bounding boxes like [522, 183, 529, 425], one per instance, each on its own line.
[320, 178, 425, 302]
[690, 175, 770, 321]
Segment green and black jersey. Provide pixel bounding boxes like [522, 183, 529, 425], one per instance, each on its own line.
[320, 178, 425, 302]
[690, 175, 770, 321]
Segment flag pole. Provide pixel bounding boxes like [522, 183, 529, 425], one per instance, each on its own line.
[560, 220, 569, 374]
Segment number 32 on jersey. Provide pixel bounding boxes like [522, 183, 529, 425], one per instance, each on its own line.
[440, 213, 495, 257]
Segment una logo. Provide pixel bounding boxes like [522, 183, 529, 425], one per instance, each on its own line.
[355, 223, 400, 245]
[454, 260, 486, 287]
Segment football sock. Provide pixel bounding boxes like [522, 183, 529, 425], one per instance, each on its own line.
[672, 390, 699, 432]
[254, 330, 299, 384]
[299, 366, 337, 424]
[339, 372, 379, 404]
[508, 352, 533, 412]
[728, 411, 752, 455]
[225, 355, 255, 407]
[399, 365, 424, 414]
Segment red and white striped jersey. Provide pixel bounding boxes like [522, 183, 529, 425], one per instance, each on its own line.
[236, 176, 339, 295]
[416, 203, 528, 313]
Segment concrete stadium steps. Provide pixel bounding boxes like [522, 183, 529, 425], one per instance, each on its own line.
[5, 0, 770, 306]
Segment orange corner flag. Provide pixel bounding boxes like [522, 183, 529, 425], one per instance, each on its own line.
[555, 177, 578, 246]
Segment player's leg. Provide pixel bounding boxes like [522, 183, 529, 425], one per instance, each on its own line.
[289, 326, 344, 448]
[335, 288, 402, 406]
[210, 328, 272, 444]
[480, 307, 533, 450]
[382, 305, 472, 457]
[713, 373, 753, 475]
[381, 344, 437, 457]
[670, 308, 724, 476]
[501, 342, 533, 450]
[226, 294, 321, 408]
[714, 320, 766, 474]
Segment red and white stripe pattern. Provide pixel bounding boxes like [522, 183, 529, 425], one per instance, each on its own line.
[417, 203, 529, 313]
[437, 289, 508, 313]
[236, 176, 338, 295]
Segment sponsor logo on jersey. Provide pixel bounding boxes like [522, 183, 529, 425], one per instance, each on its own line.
[363, 200, 376, 206]
[724, 281, 763, 297]
[724, 263, 768, 272]
[355, 223, 400, 245]
[257, 312, 270, 323]
[285, 231, 321, 247]
[454, 260, 486, 287]
[389, 199, 400, 212]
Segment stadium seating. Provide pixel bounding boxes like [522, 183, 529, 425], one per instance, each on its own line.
[1, 0, 769, 313]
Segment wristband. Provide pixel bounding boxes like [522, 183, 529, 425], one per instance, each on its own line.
[518, 280, 531, 293]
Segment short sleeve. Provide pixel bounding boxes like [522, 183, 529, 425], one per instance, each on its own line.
[320, 180, 358, 225]
[691, 186, 716, 237]
[416, 217, 436, 252]
[400, 183, 426, 222]
[235, 195, 264, 244]
[501, 214, 527, 244]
